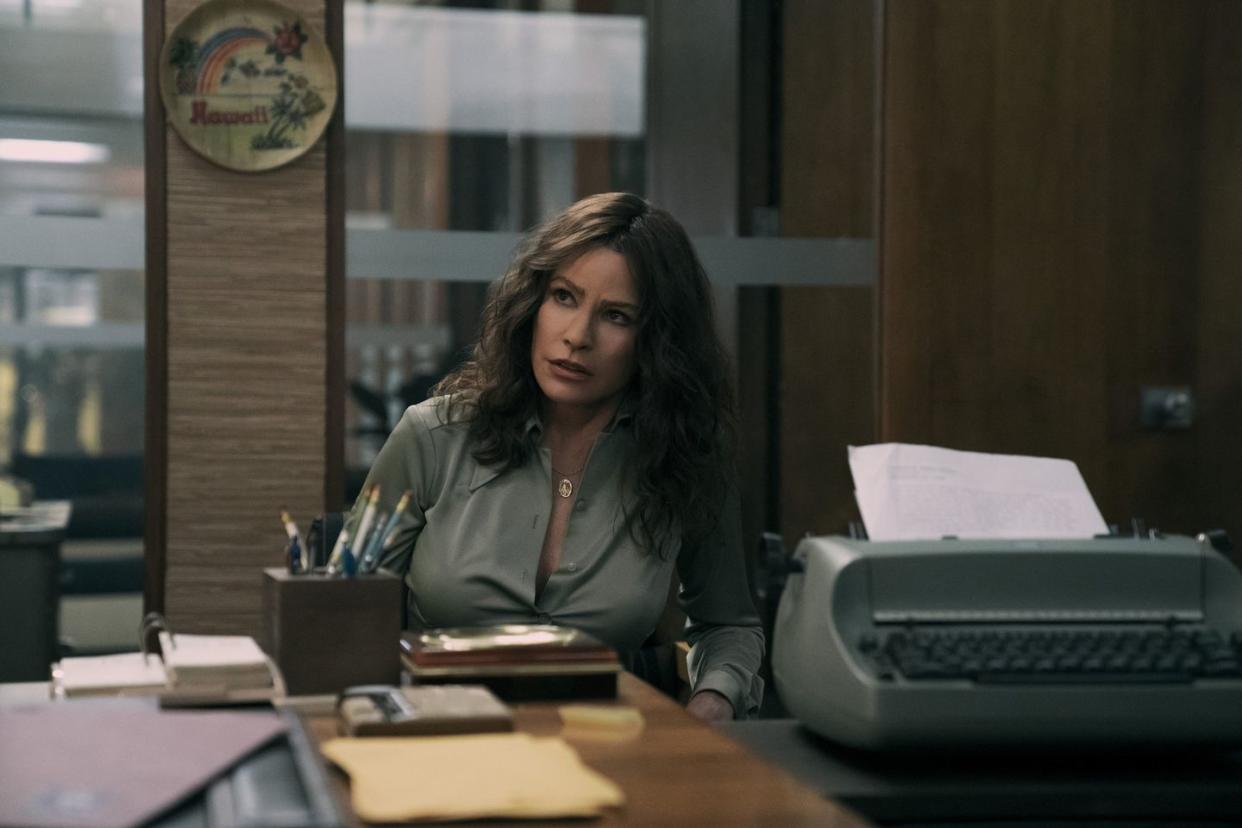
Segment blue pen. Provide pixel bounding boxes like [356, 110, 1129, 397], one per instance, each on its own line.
[287, 535, 304, 574]
[349, 484, 382, 564]
[360, 490, 411, 573]
[358, 511, 388, 572]
[280, 509, 306, 574]
[341, 542, 358, 578]
[325, 526, 351, 576]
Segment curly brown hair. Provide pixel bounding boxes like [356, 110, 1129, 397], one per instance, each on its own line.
[434, 192, 737, 559]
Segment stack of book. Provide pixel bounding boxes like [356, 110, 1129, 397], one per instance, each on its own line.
[401, 625, 621, 700]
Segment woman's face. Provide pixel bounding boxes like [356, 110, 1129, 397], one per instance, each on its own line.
[530, 246, 640, 419]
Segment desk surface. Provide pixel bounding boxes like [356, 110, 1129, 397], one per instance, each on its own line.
[1, 678, 871, 828]
[298, 675, 870, 827]
[724, 718, 1242, 825]
[0, 500, 70, 543]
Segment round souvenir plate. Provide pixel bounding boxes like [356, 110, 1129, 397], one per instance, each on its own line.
[158, 0, 338, 172]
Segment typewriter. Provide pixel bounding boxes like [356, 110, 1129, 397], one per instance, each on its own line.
[772, 532, 1242, 749]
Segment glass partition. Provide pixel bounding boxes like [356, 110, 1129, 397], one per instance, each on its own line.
[342, 1, 647, 494]
[0, 1, 146, 655]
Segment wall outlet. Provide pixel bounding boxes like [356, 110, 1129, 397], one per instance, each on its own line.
[1139, 386, 1195, 430]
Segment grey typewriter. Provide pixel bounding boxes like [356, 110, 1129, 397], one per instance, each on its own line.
[772, 533, 1242, 749]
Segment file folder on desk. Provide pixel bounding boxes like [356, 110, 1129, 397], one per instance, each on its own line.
[0, 702, 342, 828]
[151, 709, 345, 828]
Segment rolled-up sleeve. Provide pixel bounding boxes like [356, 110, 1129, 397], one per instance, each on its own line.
[677, 483, 765, 718]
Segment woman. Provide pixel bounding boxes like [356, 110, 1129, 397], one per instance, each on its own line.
[346, 192, 762, 720]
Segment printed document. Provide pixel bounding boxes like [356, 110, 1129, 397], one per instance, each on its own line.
[849, 443, 1108, 541]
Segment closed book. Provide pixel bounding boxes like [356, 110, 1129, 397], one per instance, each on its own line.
[401, 625, 619, 668]
[401, 625, 620, 701]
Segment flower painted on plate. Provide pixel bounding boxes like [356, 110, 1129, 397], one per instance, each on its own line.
[268, 20, 307, 63]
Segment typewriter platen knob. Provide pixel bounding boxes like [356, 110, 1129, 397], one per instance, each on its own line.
[1197, 529, 1234, 556]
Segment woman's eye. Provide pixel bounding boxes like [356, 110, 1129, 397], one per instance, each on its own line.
[552, 288, 573, 304]
[606, 309, 632, 325]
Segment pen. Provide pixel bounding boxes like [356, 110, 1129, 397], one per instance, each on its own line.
[280, 509, 306, 574]
[287, 536, 303, 574]
[359, 490, 412, 573]
[340, 541, 358, 578]
[325, 526, 351, 575]
[350, 484, 382, 566]
[358, 511, 388, 573]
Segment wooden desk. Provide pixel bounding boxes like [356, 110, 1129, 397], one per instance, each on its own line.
[300, 674, 872, 827]
[725, 718, 1242, 825]
[0, 675, 870, 826]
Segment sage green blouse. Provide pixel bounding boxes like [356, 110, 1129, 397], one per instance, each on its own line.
[344, 396, 764, 717]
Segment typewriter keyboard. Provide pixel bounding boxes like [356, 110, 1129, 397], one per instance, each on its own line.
[859, 628, 1242, 684]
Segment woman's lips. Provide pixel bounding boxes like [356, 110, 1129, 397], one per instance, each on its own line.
[548, 358, 591, 381]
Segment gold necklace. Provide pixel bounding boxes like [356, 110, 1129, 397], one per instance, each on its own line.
[551, 463, 585, 498]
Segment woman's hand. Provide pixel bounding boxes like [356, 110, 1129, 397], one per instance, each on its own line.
[686, 689, 735, 722]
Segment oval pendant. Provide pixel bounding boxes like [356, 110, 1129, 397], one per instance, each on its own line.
[557, 478, 573, 498]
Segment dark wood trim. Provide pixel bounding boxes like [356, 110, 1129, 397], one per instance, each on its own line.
[763, 286, 781, 531]
[872, 0, 887, 440]
[572, 137, 611, 198]
[325, 0, 346, 512]
[738, 0, 773, 236]
[143, 0, 168, 615]
[764, 0, 782, 533]
[778, 0, 876, 541]
[736, 0, 772, 544]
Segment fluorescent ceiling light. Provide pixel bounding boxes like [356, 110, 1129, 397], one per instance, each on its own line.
[0, 138, 110, 164]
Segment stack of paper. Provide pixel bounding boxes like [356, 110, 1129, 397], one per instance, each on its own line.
[321, 732, 624, 821]
[849, 443, 1108, 541]
[53, 652, 169, 698]
[158, 632, 274, 691]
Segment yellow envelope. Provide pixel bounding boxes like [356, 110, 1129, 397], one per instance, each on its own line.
[321, 732, 624, 822]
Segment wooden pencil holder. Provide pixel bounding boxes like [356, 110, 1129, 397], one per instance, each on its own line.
[262, 567, 402, 695]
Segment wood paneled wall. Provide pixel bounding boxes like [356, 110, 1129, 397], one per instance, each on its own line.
[150, 0, 341, 635]
[1198, 0, 1242, 549]
[881, 0, 1113, 472]
[778, 0, 877, 543]
[879, 0, 1241, 542]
